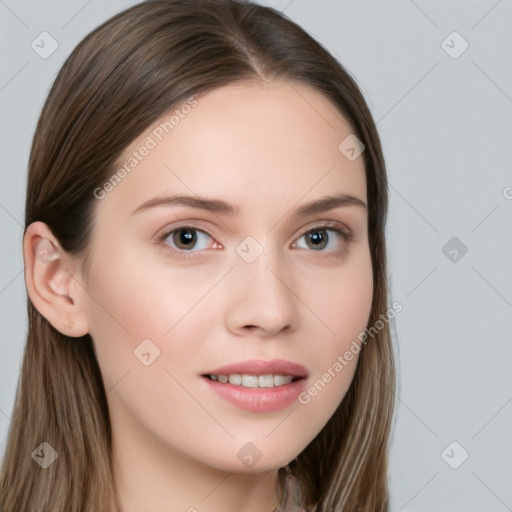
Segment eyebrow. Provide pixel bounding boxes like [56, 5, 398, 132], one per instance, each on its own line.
[130, 192, 367, 217]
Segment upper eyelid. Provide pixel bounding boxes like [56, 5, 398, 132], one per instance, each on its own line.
[158, 219, 354, 246]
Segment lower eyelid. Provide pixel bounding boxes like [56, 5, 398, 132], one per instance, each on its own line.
[158, 224, 353, 255]
[293, 227, 352, 250]
[159, 227, 216, 250]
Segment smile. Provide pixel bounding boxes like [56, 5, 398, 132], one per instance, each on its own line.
[206, 373, 298, 388]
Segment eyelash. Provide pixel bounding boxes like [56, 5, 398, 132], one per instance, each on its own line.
[156, 221, 355, 262]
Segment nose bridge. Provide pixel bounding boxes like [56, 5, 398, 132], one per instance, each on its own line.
[226, 237, 298, 334]
[241, 243, 287, 297]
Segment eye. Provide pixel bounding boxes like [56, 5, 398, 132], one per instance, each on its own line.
[292, 224, 354, 256]
[156, 221, 354, 261]
[158, 224, 219, 259]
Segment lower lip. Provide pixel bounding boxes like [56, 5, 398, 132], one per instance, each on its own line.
[203, 377, 307, 412]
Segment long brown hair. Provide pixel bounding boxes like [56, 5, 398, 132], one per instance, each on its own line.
[0, 1, 395, 510]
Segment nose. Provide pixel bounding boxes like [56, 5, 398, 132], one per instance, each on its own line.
[223, 245, 299, 337]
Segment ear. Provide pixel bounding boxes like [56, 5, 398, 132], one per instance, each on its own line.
[23, 221, 90, 337]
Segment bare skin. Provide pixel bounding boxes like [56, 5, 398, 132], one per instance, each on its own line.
[24, 80, 372, 512]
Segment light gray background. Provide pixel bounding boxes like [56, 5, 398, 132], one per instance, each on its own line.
[1, 0, 511, 510]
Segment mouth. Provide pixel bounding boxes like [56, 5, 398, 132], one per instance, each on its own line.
[201, 359, 308, 412]
[202, 373, 304, 388]
[202, 358, 308, 384]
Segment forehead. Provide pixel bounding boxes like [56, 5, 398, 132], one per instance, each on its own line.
[95, 80, 367, 220]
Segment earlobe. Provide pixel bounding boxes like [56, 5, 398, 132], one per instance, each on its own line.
[23, 221, 90, 337]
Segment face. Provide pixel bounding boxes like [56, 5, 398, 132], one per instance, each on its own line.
[80, 80, 372, 473]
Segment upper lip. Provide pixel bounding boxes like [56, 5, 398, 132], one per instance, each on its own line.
[204, 359, 308, 378]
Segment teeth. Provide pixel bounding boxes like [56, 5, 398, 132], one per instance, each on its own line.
[242, 375, 259, 388]
[228, 374, 242, 385]
[209, 373, 294, 388]
[258, 375, 274, 388]
[273, 375, 293, 386]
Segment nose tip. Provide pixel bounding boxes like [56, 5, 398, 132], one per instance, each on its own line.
[224, 256, 299, 337]
[240, 321, 292, 337]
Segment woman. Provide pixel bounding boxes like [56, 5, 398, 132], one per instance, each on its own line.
[0, 0, 395, 510]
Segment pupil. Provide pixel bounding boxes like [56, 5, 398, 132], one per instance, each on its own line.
[307, 230, 327, 250]
[171, 228, 329, 251]
[174, 228, 196, 249]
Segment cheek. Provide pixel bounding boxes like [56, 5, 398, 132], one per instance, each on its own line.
[308, 248, 374, 351]
[83, 247, 220, 386]
[82, 250, 167, 385]
[296, 248, 373, 409]
[85, 246, 203, 341]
